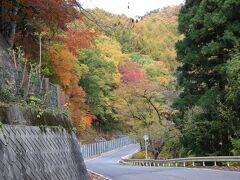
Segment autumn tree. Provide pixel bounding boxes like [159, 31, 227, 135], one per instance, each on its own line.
[46, 20, 95, 133]
[130, 53, 171, 85]
[115, 81, 179, 159]
[119, 61, 146, 83]
[78, 48, 120, 131]
[0, 0, 79, 47]
[115, 81, 172, 127]
[95, 35, 129, 67]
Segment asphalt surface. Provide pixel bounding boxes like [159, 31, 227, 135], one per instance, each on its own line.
[85, 144, 240, 180]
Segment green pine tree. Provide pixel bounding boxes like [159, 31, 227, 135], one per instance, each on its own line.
[174, 0, 240, 156]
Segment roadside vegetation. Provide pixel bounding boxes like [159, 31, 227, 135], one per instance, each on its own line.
[0, 0, 239, 160]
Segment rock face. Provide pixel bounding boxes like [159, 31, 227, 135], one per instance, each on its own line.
[0, 125, 89, 180]
[0, 104, 73, 130]
[0, 34, 17, 93]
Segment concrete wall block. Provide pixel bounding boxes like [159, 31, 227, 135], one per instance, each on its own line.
[0, 125, 88, 180]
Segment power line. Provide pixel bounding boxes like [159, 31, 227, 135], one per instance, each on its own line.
[76, 2, 135, 32]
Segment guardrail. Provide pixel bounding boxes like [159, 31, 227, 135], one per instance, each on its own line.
[121, 156, 240, 167]
[80, 136, 137, 158]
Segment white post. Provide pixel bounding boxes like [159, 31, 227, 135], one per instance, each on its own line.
[143, 135, 149, 160]
[145, 140, 148, 159]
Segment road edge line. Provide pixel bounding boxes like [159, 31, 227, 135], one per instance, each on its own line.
[185, 167, 240, 174]
[119, 145, 141, 165]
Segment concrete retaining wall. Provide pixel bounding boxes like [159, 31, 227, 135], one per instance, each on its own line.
[0, 125, 88, 180]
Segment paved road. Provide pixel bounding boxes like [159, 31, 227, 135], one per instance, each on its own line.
[85, 144, 240, 180]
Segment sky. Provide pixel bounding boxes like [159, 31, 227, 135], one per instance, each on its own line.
[81, 0, 185, 18]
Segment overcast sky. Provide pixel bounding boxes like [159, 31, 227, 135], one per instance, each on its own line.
[81, 0, 185, 18]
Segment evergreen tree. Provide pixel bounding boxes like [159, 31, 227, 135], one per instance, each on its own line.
[175, 0, 240, 155]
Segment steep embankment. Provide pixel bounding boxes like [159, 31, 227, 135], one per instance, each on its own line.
[0, 34, 89, 180]
[0, 34, 17, 93]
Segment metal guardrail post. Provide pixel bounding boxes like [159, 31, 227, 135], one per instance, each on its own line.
[86, 145, 88, 157]
[104, 141, 106, 153]
[100, 142, 103, 154]
[87, 145, 89, 157]
[89, 144, 91, 157]
[95, 143, 98, 155]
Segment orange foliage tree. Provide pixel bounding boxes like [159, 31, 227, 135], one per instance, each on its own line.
[64, 27, 95, 55]
[49, 25, 95, 132]
[1, 0, 96, 132]
[49, 44, 75, 87]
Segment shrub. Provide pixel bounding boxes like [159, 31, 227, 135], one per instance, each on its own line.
[0, 86, 14, 102]
[231, 138, 240, 156]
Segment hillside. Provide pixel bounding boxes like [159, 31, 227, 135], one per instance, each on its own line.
[0, 1, 182, 159]
[1, 0, 239, 168]
[77, 6, 182, 158]
[86, 6, 181, 81]
[133, 6, 181, 69]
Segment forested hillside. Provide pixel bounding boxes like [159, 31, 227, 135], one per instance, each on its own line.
[1, 0, 239, 160]
[78, 6, 183, 158]
[0, 1, 182, 158]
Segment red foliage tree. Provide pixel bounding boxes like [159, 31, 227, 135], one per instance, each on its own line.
[20, 0, 78, 29]
[64, 27, 95, 55]
[0, 0, 79, 49]
[119, 61, 146, 83]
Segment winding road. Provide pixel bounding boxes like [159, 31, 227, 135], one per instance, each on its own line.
[85, 144, 240, 180]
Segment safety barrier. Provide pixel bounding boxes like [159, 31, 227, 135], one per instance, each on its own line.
[80, 136, 137, 158]
[120, 156, 240, 167]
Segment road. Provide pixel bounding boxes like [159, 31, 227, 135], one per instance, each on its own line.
[85, 144, 240, 180]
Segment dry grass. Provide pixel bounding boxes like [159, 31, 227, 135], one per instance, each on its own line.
[88, 171, 109, 180]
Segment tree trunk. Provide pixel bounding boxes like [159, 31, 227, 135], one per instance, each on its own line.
[1, 0, 4, 31]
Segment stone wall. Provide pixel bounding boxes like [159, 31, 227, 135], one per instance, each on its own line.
[0, 125, 89, 180]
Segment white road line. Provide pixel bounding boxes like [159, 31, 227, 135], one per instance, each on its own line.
[185, 167, 240, 174]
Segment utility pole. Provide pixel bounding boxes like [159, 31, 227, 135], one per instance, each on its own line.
[35, 31, 47, 75]
[39, 34, 42, 75]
